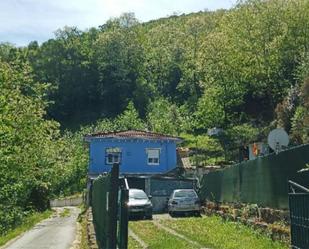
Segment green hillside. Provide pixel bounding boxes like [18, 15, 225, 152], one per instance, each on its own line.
[1, 0, 309, 235]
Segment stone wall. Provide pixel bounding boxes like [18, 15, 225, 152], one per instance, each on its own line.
[203, 201, 290, 245]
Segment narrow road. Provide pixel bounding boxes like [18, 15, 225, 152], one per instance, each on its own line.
[4, 207, 80, 249]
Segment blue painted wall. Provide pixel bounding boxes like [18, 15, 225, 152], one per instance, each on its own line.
[88, 138, 177, 174]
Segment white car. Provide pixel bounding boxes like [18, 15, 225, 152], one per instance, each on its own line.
[168, 189, 201, 216]
[127, 189, 153, 219]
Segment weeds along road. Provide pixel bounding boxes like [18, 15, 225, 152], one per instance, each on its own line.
[4, 207, 80, 249]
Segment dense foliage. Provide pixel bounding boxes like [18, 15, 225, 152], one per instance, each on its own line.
[3, 1, 309, 136]
[1, 0, 309, 234]
[0, 59, 87, 234]
[15, 0, 309, 134]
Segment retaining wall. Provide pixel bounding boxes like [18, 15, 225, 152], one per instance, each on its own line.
[50, 196, 83, 207]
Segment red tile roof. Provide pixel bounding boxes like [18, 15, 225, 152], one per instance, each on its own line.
[85, 130, 181, 141]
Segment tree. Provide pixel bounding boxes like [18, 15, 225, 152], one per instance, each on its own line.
[147, 98, 181, 135]
[29, 26, 100, 127]
[196, 30, 245, 129]
[115, 101, 146, 130]
[291, 78, 309, 143]
[0, 59, 58, 231]
[96, 14, 148, 116]
[0, 59, 88, 233]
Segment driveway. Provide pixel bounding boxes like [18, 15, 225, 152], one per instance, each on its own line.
[152, 213, 173, 220]
[4, 207, 80, 249]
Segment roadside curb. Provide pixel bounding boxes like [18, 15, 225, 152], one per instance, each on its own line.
[87, 208, 99, 249]
[70, 208, 82, 249]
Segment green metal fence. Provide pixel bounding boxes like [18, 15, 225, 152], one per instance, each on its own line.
[199, 144, 309, 209]
[92, 164, 129, 249]
[289, 181, 309, 249]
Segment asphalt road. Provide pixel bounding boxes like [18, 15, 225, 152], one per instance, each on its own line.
[4, 207, 80, 249]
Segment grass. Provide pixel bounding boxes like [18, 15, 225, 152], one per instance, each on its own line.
[161, 215, 289, 249]
[128, 236, 142, 249]
[129, 221, 198, 249]
[60, 208, 71, 217]
[55, 192, 83, 200]
[0, 210, 53, 247]
[78, 206, 90, 249]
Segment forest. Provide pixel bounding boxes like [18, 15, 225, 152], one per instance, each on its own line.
[1, 0, 309, 235]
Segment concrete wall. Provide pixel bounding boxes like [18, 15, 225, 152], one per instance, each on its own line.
[50, 196, 83, 207]
[149, 178, 196, 213]
[88, 138, 177, 174]
[151, 196, 169, 213]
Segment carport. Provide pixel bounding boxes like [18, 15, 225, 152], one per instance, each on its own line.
[122, 174, 198, 213]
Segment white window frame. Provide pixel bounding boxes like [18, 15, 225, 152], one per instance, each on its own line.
[105, 147, 121, 165]
[146, 148, 160, 165]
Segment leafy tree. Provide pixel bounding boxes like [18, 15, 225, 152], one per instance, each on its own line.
[275, 86, 299, 131]
[95, 15, 149, 117]
[147, 98, 181, 135]
[291, 78, 309, 143]
[195, 87, 226, 129]
[29, 27, 100, 127]
[115, 101, 146, 130]
[0, 59, 88, 234]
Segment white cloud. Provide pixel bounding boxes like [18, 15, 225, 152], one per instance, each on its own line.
[0, 0, 236, 46]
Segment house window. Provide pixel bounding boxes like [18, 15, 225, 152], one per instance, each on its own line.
[147, 149, 160, 165]
[105, 147, 121, 165]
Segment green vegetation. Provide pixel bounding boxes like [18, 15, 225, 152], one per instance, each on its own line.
[60, 208, 71, 218]
[128, 236, 141, 249]
[161, 216, 288, 249]
[180, 133, 225, 166]
[78, 206, 90, 249]
[0, 210, 52, 247]
[2, 0, 309, 239]
[128, 216, 288, 249]
[4, 0, 308, 158]
[129, 221, 196, 249]
[0, 59, 87, 235]
[2, 0, 308, 139]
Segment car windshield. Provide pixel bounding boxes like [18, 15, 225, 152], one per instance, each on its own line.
[129, 190, 148, 200]
[174, 190, 197, 198]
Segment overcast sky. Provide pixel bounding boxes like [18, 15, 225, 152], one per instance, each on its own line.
[0, 0, 236, 47]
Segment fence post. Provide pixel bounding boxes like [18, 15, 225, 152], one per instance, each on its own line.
[118, 188, 129, 249]
[288, 181, 309, 249]
[106, 163, 119, 249]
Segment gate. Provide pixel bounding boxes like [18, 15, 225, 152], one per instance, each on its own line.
[288, 180, 309, 249]
[92, 164, 129, 249]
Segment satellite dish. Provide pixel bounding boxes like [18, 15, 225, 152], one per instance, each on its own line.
[267, 128, 289, 153]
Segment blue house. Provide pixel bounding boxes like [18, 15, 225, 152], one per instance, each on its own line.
[85, 130, 182, 178]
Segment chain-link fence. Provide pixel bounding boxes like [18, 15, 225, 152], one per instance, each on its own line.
[289, 181, 309, 249]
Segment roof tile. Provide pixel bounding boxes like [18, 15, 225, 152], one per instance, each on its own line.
[85, 130, 181, 141]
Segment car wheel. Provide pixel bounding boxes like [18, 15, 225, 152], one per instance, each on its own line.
[169, 211, 174, 217]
